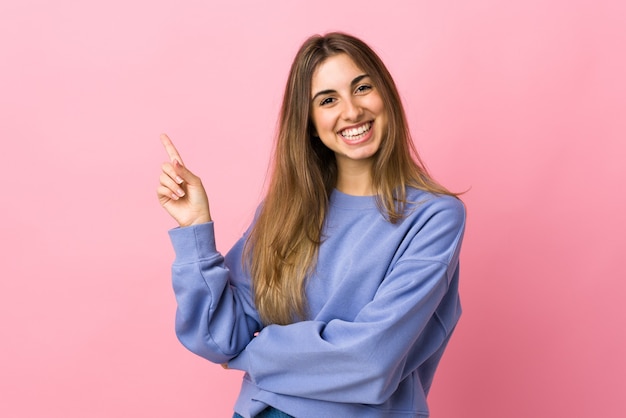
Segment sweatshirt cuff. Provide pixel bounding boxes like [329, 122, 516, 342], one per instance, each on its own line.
[168, 221, 218, 264]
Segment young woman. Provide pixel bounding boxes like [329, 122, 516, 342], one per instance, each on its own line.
[157, 32, 465, 418]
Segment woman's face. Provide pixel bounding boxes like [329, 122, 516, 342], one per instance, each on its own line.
[310, 54, 387, 171]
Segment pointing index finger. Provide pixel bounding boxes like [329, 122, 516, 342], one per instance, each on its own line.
[160, 133, 184, 165]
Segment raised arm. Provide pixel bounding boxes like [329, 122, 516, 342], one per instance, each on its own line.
[158, 134, 261, 363]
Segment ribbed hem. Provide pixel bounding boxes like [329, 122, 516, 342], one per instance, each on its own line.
[168, 221, 217, 264]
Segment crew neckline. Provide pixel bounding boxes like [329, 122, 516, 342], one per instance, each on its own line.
[329, 189, 378, 210]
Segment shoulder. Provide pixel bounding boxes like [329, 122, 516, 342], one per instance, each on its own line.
[405, 188, 466, 228]
[398, 188, 466, 263]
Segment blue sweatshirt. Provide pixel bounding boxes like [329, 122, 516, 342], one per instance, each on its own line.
[169, 188, 466, 418]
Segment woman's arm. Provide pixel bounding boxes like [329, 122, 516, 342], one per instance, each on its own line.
[157, 134, 261, 363]
[169, 223, 261, 364]
[227, 199, 465, 404]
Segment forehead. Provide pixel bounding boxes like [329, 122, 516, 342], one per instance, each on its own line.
[311, 54, 366, 91]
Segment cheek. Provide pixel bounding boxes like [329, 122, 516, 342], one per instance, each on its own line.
[312, 111, 333, 134]
[372, 95, 386, 115]
[372, 97, 387, 127]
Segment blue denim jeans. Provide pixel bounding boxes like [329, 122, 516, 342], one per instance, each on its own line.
[233, 406, 294, 418]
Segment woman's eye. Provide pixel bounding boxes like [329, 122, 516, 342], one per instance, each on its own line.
[320, 97, 335, 106]
[355, 84, 372, 94]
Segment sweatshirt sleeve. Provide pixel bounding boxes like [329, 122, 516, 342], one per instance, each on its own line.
[227, 198, 465, 404]
[169, 222, 261, 364]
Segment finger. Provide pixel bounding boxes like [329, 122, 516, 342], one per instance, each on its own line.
[161, 162, 184, 185]
[171, 159, 202, 187]
[160, 133, 184, 165]
[157, 184, 181, 202]
[159, 172, 186, 198]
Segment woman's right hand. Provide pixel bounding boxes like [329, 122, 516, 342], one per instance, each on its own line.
[157, 134, 212, 227]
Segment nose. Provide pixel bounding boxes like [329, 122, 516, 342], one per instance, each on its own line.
[342, 97, 363, 122]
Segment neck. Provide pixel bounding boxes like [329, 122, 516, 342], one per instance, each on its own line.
[335, 159, 374, 196]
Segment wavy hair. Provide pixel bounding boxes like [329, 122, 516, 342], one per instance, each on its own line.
[244, 32, 456, 325]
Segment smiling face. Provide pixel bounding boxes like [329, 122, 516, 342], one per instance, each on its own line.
[310, 53, 387, 173]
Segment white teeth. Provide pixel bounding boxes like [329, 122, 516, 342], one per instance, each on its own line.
[340, 122, 371, 139]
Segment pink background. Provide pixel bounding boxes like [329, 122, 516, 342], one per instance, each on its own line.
[1, 0, 624, 416]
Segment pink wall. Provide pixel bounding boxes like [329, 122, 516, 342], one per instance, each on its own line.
[1, 0, 624, 416]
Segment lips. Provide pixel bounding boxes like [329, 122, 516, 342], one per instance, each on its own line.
[339, 122, 372, 141]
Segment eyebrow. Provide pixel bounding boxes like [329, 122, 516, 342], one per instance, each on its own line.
[311, 74, 370, 102]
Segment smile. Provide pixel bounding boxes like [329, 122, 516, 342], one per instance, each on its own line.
[339, 122, 372, 141]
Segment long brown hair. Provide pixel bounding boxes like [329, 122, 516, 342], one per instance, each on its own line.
[244, 32, 456, 325]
